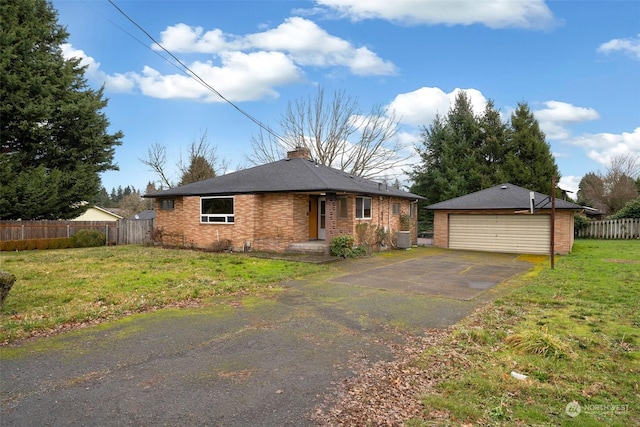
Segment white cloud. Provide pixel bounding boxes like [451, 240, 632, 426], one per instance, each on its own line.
[64, 16, 395, 104]
[534, 101, 600, 140]
[62, 42, 303, 102]
[134, 51, 303, 102]
[387, 87, 488, 127]
[156, 23, 232, 53]
[156, 17, 396, 76]
[531, 102, 638, 176]
[61, 43, 135, 93]
[565, 127, 640, 167]
[535, 101, 600, 124]
[396, 130, 420, 148]
[104, 73, 136, 93]
[597, 33, 640, 60]
[316, 0, 557, 29]
[558, 175, 581, 196]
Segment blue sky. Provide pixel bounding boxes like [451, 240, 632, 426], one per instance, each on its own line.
[52, 0, 640, 196]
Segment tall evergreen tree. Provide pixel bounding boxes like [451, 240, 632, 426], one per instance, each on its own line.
[93, 186, 113, 208]
[411, 94, 559, 205]
[477, 100, 510, 186]
[116, 186, 124, 202]
[410, 92, 481, 204]
[411, 92, 511, 204]
[179, 155, 216, 186]
[110, 188, 118, 204]
[0, 0, 122, 219]
[503, 103, 560, 194]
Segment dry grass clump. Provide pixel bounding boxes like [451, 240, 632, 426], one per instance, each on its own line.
[505, 327, 572, 359]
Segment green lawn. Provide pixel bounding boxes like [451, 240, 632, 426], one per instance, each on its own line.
[0, 246, 324, 344]
[410, 240, 639, 426]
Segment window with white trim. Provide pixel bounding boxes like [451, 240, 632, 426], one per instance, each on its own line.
[355, 196, 372, 219]
[201, 197, 234, 223]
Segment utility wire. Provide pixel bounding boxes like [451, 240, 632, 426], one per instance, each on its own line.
[106, 0, 285, 143]
[82, 1, 186, 76]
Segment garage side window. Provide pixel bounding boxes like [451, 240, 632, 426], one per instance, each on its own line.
[201, 197, 234, 223]
[355, 196, 372, 219]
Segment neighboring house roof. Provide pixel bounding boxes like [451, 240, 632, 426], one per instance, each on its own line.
[427, 183, 583, 211]
[582, 206, 605, 217]
[130, 210, 156, 220]
[71, 206, 123, 221]
[106, 207, 123, 216]
[144, 158, 425, 200]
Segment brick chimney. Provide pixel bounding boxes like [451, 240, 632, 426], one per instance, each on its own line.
[286, 146, 311, 160]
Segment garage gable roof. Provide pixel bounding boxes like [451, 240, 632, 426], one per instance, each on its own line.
[145, 158, 425, 200]
[427, 183, 582, 210]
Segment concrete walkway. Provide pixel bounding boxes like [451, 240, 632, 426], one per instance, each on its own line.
[1, 247, 534, 426]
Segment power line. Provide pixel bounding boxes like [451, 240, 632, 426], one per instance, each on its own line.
[81, 1, 172, 69]
[106, 0, 285, 143]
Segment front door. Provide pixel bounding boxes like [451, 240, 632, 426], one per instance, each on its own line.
[318, 197, 326, 240]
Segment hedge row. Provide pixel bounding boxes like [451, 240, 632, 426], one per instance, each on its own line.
[0, 237, 75, 251]
[1, 230, 107, 251]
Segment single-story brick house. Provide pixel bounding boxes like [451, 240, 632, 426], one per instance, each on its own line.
[427, 183, 583, 255]
[144, 148, 425, 253]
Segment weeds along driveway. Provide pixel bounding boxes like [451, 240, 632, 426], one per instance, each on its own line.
[1, 247, 535, 427]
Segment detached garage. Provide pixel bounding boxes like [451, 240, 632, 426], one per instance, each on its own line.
[428, 184, 583, 255]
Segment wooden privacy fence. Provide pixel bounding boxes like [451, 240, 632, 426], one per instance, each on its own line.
[576, 218, 640, 239]
[0, 219, 155, 245]
[117, 219, 155, 245]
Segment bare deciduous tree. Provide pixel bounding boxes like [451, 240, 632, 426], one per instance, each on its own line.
[578, 153, 639, 215]
[140, 130, 228, 189]
[248, 87, 407, 180]
[118, 191, 149, 218]
[140, 143, 173, 189]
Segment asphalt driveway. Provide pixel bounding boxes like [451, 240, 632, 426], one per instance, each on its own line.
[1, 247, 535, 426]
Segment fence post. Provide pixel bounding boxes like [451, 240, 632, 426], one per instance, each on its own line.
[105, 225, 109, 246]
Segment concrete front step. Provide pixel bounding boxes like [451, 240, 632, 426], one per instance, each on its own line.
[286, 241, 331, 255]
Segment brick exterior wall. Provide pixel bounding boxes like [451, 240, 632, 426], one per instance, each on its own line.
[154, 193, 419, 252]
[433, 210, 449, 249]
[553, 209, 575, 254]
[326, 194, 417, 246]
[432, 209, 577, 254]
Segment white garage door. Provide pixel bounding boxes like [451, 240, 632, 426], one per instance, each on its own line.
[449, 214, 550, 254]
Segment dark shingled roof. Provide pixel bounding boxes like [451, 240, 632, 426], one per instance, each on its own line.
[144, 158, 425, 200]
[130, 210, 156, 220]
[426, 183, 583, 210]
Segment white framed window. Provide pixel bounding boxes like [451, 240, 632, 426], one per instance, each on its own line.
[392, 203, 400, 215]
[355, 196, 372, 219]
[201, 197, 234, 223]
